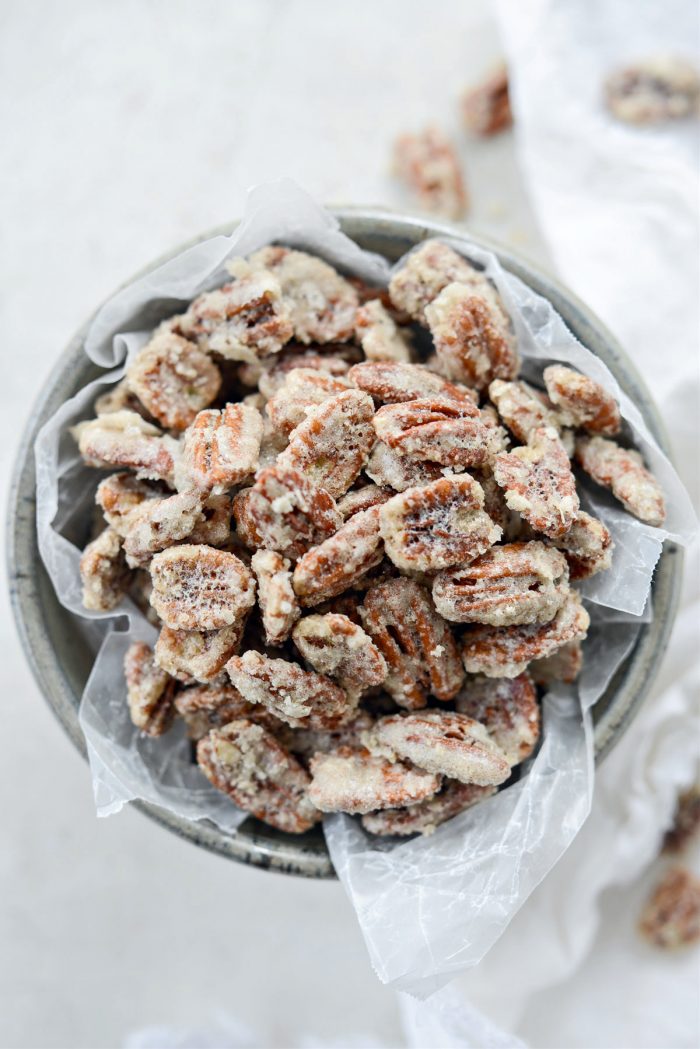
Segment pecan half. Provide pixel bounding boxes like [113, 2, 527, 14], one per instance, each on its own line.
[354, 300, 412, 363]
[373, 397, 505, 468]
[292, 505, 384, 606]
[251, 549, 301, 646]
[308, 746, 441, 814]
[639, 866, 700, 949]
[292, 613, 387, 692]
[462, 63, 512, 136]
[365, 441, 444, 492]
[95, 473, 162, 537]
[149, 544, 256, 631]
[175, 404, 263, 494]
[543, 365, 621, 436]
[361, 780, 496, 836]
[493, 426, 579, 537]
[605, 56, 700, 125]
[388, 240, 485, 324]
[548, 510, 613, 579]
[80, 527, 130, 611]
[74, 410, 178, 484]
[126, 330, 221, 430]
[266, 368, 352, 436]
[488, 379, 561, 442]
[349, 361, 477, 405]
[530, 640, 583, 686]
[575, 436, 666, 526]
[124, 641, 176, 737]
[123, 491, 204, 568]
[392, 127, 469, 220]
[155, 620, 246, 684]
[455, 673, 540, 765]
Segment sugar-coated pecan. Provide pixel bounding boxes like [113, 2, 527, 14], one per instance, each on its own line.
[184, 265, 293, 361]
[392, 127, 469, 220]
[266, 368, 352, 436]
[149, 544, 255, 631]
[126, 330, 221, 431]
[380, 476, 502, 573]
[664, 786, 700, 855]
[354, 300, 412, 362]
[349, 361, 478, 406]
[74, 410, 178, 484]
[462, 589, 590, 678]
[95, 379, 153, 420]
[373, 397, 505, 468]
[277, 710, 375, 762]
[543, 365, 621, 435]
[123, 491, 204, 568]
[292, 613, 387, 692]
[425, 282, 519, 390]
[462, 63, 512, 136]
[575, 436, 666, 526]
[455, 672, 540, 765]
[605, 56, 700, 125]
[432, 541, 568, 626]
[474, 470, 522, 538]
[372, 711, 511, 786]
[639, 866, 700, 949]
[361, 780, 496, 836]
[308, 746, 441, 814]
[388, 240, 485, 324]
[233, 465, 341, 561]
[252, 347, 355, 399]
[493, 426, 579, 537]
[361, 578, 464, 708]
[276, 389, 375, 498]
[197, 719, 320, 833]
[248, 247, 359, 344]
[337, 484, 392, 520]
[80, 527, 130, 611]
[174, 682, 282, 740]
[124, 641, 176, 737]
[530, 640, 583, 686]
[226, 650, 355, 730]
[187, 494, 232, 547]
[95, 473, 162, 537]
[548, 510, 613, 579]
[292, 505, 384, 606]
[365, 441, 444, 492]
[488, 379, 561, 442]
[251, 549, 301, 646]
[175, 404, 263, 494]
[155, 619, 246, 683]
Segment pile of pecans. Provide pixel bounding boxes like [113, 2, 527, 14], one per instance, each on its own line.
[74, 240, 666, 837]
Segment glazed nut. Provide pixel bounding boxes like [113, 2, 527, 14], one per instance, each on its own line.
[266, 368, 352, 436]
[392, 126, 469, 220]
[124, 641, 177, 737]
[372, 711, 511, 786]
[639, 866, 700, 949]
[123, 491, 204, 568]
[432, 541, 569, 626]
[126, 330, 221, 430]
[155, 621, 246, 684]
[251, 549, 301, 646]
[149, 544, 256, 631]
[348, 360, 478, 405]
[548, 510, 613, 580]
[354, 300, 412, 363]
[388, 239, 485, 324]
[575, 436, 666, 527]
[455, 673, 540, 765]
[74, 410, 178, 484]
[488, 378, 561, 442]
[337, 484, 392, 520]
[365, 441, 444, 493]
[174, 683, 284, 741]
[308, 746, 441, 814]
[543, 365, 621, 436]
[292, 613, 387, 692]
[605, 56, 700, 125]
[493, 426, 579, 537]
[196, 719, 321, 834]
[373, 397, 506, 469]
[277, 710, 376, 763]
[380, 476, 502, 573]
[361, 780, 497, 836]
[95, 473, 161, 537]
[80, 527, 130, 611]
[175, 403, 264, 494]
[292, 505, 384, 606]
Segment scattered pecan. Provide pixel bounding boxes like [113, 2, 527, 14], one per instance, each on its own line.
[493, 426, 579, 537]
[124, 641, 177, 737]
[575, 436, 666, 527]
[455, 673, 540, 765]
[543, 365, 621, 436]
[308, 746, 441, 814]
[149, 544, 256, 631]
[80, 527, 130, 611]
[605, 56, 700, 125]
[126, 330, 221, 430]
[462, 63, 512, 136]
[639, 866, 700, 949]
[392, 126, 469, 220]
[292, 505, 384, 606]
[251, 549, 301, 646]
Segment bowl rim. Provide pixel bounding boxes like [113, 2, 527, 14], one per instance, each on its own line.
[6, 206, 683, 879]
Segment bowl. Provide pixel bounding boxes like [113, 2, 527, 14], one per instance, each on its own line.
[7, 208, 683, 878]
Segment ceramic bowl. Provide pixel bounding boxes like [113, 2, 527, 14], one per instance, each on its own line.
[7, 209, 683, 878]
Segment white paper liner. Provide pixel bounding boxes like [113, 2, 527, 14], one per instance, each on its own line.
[34, 180, 696, 993]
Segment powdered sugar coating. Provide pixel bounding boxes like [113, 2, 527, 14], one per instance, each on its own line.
[126, 330, 221, 431]
[149, 544, 255, 631]
[80, 527, 130, 611]
[74, 410, 178, 484]
[373, 397, 506, 469]
[455, 673, 540, 765]
[292, 613, 387, 692]
[354, 300, 412, 363]
[393, 127, 468, 220]
[493, 426, 579, 537]
[308, 746, 441, 814]
[362, 780, 497, 836]
[251, 549, 301, 646]
[575, 436, 666, 526]
[488, 378, 561, 442]
[543, 365, 621, 436]
[176, 404, 263, 494]
[124, 641, 176, 737]
[266, 368, 352, 436]
[292, 505, 384, 606]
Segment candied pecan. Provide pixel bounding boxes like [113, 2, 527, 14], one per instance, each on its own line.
[548, 510, 613, 579]
[488, 379, 561, 442]
[365, 441, 444, 492]
[253, 348, 354, 399]
[474, 470, 522, 538]
[226, 650, 354, 730]
[122, 491, 204, 568]
[266, 368, 352, 436]
[278, 710, 375, 762]
[493, 426, 579, 537]
[80, 527, 130, 611]
[126, 330, 221, 431]
[462, 589, 590, 678]
[308, 746, 440, 814]
[530, 640, 583, 686]
[155, 619, 246, 683]
[380, 476, 502, 573]
[575, 436, 666, 526]
[95, 473, 162, 537]
[425, 282, 519, 390]
[639, 866, 700, 949]
[462, 63, 512, 136]
[432, 542, 568, 626]
[292, 505, 384, 606]
[233, 465, 341, 561]
[197, 719, 320, 833]
[373, 397, 505, 468]
[360, 578, 464, 708]
[372, 711, 511, 786]
[455, 673, 540, 765]
[388, 240, 488, 324]
[248, 247, 359, 344]
[605, 56, 700, 125]
[664, 786, 700, 854]
[276, 389, 375, 498]
[184, 265, 293, 361]
[337, 484, 392, 520]
[543, 365, 621, 436]
[251, 549, 301, 646]
[362, 780, 496, 836]
[354, 300, 412, 362]
[124, 641, 176, 737]
[392, 126, 468, 220]
[187, 494, 232, 547]
[175, 404, 263, 494]
[74, 410, 178, 484]
[149, 544, 255, 631]
[292, 613, 387, 692]
[349, 361, 478, 406]
[95, 379, 153, 420]
[175, 683, 283, 740]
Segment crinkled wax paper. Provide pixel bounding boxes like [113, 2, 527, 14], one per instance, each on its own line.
[35, 179, 696, 995]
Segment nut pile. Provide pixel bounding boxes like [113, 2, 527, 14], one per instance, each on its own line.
[74, 240, 666, 837]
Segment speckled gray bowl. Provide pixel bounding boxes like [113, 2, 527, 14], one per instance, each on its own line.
[7, 209, 683, 879]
